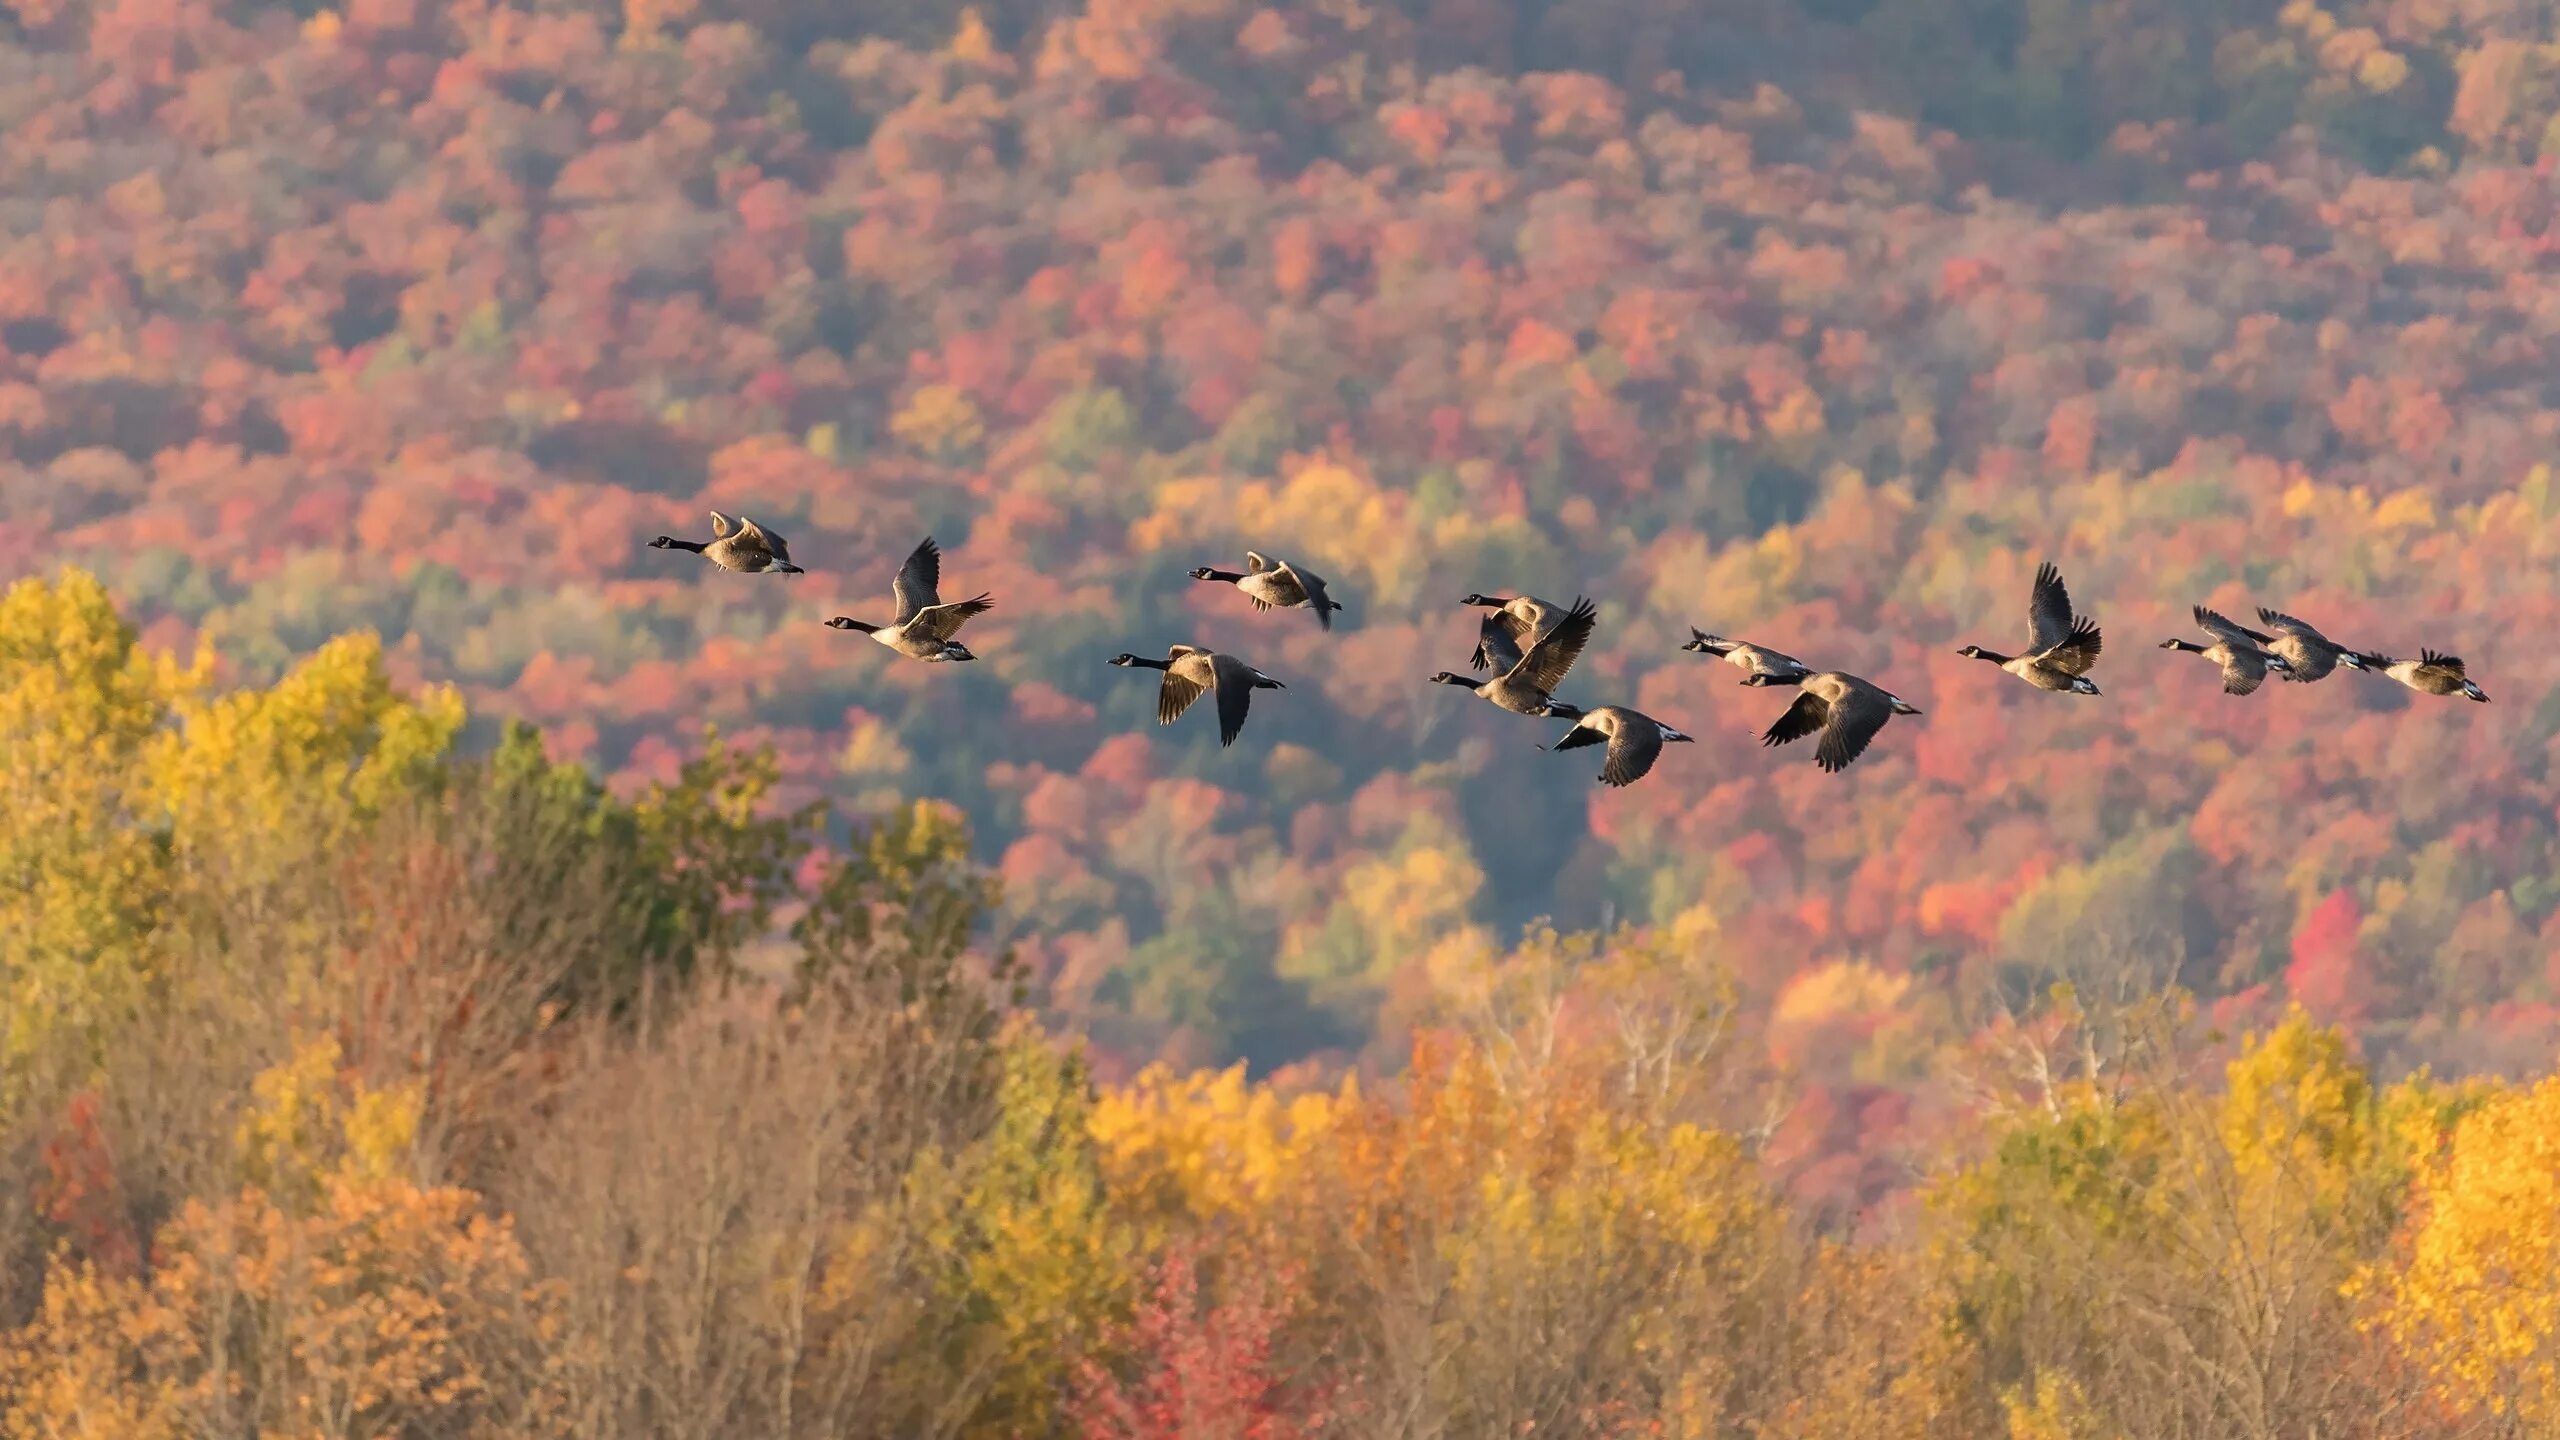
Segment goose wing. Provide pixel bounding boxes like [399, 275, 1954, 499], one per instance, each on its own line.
[2255, 607, 2332, 645]
[1599, 711, 1665, 787]
[1760, 690, 1832, 749]
[2027, 563, 2078, 654]
[2042, 616, 2103, 677]
[1156, 647, 1212, 726]
[1206, 652, 1266, 746]
[1275, 561, 1336, 630]
[1476, 624, 1526, 676]
[2219, 647, 2271, 697]
[708, 511, 734, 539]
[1814, 682, 1893, 773]
[1746, 643, 1812, 678]
[2421, 648, 2466, 676]
[2193, 605, 2260, 647]
[1506, 595, 1598, 696]
[1472, 604, 1542, 671]
[1545, 715, 1607, 752]
[907, 595, 993, 641]
[739, 516, 789, 563]
[892, 538, 944, 624]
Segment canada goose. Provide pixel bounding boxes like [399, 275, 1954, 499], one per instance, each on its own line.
[1462, 593, 1562, 672]
[1540, 705, 1694, 786]
[2161, 606, 2294, 696]
[1682, 629, 1812, 683]
[1430, 595, 1598, 718]
[1107, 646, 1286, 745]
[825, 537, 992, 662]
[2356, 648, 2488, 702]
[1957, 562, 2103, 695]
[650, 511, 803, 573]
[1746, 671, 1921, 773]
[1190, 552, 1342, 629]
[2233, 607, 2365, 682]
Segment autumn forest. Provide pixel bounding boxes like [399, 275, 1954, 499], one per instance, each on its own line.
[7, 0, 2560, 1429]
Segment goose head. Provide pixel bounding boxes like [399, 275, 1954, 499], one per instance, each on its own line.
[1108, 653, 1144, 667]
[1426, 671, 1468, 686]
[649, 535, 679, 548]
[1955, 644, 1988, 659]
[1187, 566, 1217, 580]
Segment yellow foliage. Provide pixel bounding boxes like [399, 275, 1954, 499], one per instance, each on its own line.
[2003, 1372, 2114, 1439]
[2373, 1075, 2560, 1424]
[0, 1177, 564, 1440]
[1091, 1062, 1340, 1233]
[891, 382, 987, 460]
[236, 1032, 425, 1208]
[2370, 486, 2436, 532]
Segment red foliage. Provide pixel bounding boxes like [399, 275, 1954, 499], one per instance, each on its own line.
[1071, 1246, 1337, 1440]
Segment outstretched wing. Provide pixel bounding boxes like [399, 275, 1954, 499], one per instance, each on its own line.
[2193, 605, 2257, 646]
[1760, 691, 1830, 749]
[1243, 551, 1272, 573]
[1157, 652, 1210, 727]
[2027, 562, 2077, 655]
[908, 595, 993, 641]
[1545, 720, 1606, 751]
[1601, 719, 1664, 787]
[892, 538, 944, 624]
[1277, 562, 1337, 631]
[739, 517, 790, 563]
[1206, 652, 1263, 746]
[2043, 617, 2103, 677]
[2421, 648, 2466, 675]
[1473, 608, 1537, 671]
[707, 511, 734, 539]
[1815, 689, 1892, 773]
[1508, 596, 1598, 695]
[2255, 607, 2329, 644]
[2221, 649, 2270, 697]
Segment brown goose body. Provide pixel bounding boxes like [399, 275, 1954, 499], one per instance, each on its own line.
[1540, 705, 1694, 787]
[2162, 606, 2293, 696]
[651, 511, 804, 574]
[1191, 551, 1342, 629]
[826, 536, 991, 662]
[1958, 562, 2102, 696]
[1682, 629, 1812, 683]
[1748, 670, 1921, 773]
[1109, 645, 1287, 744]
[2359, 648, 2487, 701]
[1432, 595, 1598, 718]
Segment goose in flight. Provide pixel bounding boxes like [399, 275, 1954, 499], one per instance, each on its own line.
[2357, 648, 2487, 702]
[2161, 606, 2292, 695]
[1462, 593, 1562, 672]
[1957, 562, 2102, 695]
[1430, 595, 1598, 718]
[2232, 607, 2365, 682]
[1747, 670, 1921, 773]
[1109, 646, 1287, 745]
[826, 537, 992, 662]
[1190, 551, 1342, 629]
[1682, 629, 1812, 684]
[650, 512, 803, 573]
[1541, 705, 1693, 787]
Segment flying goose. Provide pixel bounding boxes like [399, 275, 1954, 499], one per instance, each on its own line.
[2356, 648, 2488, 702]
[1540, 705, 1694, 787]
[1190, 552, 1342, 629]
[1682, 630, 1813, 683]
[825, 537, 992, 662]
[1957, 562, 2102, 695]
[1108, 646, 1286, 745]
[1430, 595, 1598, 718]
[650, 511, 803, 574]
[2232, 607, 2365, 682]
[1462, 593, 1563, 672]
[1746, 670, 1921, 773]
[2161, 606, 2293, 695]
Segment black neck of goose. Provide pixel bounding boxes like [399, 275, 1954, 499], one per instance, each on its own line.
[1195, 568, 1246, 583]
[834, 619, 880, 634]
[1124, 656, 1172, 671]
[660, 537, 707, 553]
[1967, 649, 2013, 665]
[1437, 674, 1485, 690]
[2164, 639, 2205, 654]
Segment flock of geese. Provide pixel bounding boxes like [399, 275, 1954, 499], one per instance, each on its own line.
[651, 514, 2490, 789]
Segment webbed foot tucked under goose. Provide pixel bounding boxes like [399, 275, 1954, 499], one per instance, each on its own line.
[1540, 705, 1693, 786]
[1957, 561, 2102, 695]
[1109, 647, 1286, 745]
[1681, 629, 1813, 683]
[2357, 648, 2488, 701]
[1431, 595, 1598, 718]
[1190, 552, 1342, 629]
[2234, 607, 2364, 682]
[1461, 593, 1562, 672]
[650, 511, 803, 574]
[1747, 670, 1921, 773]
[2162, 606, 2293, 695]
[826, 537, 992, 662]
